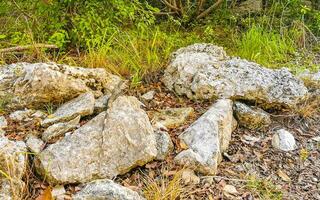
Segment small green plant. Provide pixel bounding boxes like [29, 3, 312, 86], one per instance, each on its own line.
[44, 103, 55, 115]
[246, 176, 283, 200]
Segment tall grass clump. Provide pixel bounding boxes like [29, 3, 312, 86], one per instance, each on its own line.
[236, 25, 296, 67]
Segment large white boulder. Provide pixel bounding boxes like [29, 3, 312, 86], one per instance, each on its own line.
[163, 44, 308, 109]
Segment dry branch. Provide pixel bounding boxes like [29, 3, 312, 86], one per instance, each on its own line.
[197, 0, 223, 19]
[0, 44, 58, 54]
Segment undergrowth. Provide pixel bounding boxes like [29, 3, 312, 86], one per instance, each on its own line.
[246, 176, 283, 200]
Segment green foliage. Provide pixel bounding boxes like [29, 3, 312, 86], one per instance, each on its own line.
[247, 176, 283, 200]
[236, 25, 295, 67]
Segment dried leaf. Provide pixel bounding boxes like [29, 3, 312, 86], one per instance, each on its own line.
[36, 187, 53, 200]
[277, 169, 291, 182]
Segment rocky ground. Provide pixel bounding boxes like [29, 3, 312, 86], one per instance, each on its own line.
[0, 44, 319, 200]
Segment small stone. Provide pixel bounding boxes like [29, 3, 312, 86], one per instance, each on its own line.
[233, 102, 271, 130]
[31, 110, 47, 119]
[26, 134, 44, 154]
[149, 107, 194, 129]
[42, 116, 80, 143]
[52, 185, 66, 199]
[0, 116, 7, 129]
[155, 124, 173, 160]
[181, 169, 200, 185]
[223, 185, 239, 196]
[73, 179, 145, 200]
[94, 94, 110, 113]
[9, 109, 35, 122]
[272, 129, 296, 151]
[311, 136, 320, 142]
[141, 90, 155, 101]
[42, 92, 95, 127]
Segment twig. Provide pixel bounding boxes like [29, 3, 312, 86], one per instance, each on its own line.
[161, 0, 181, 12]
[201, 175, 249, 182]
[0, 44, 59, 54]
[197, 0, 223, 19]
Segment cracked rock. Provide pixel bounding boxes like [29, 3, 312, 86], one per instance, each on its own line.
[174, 99, 233, 175]
[36, 96, 157, 184]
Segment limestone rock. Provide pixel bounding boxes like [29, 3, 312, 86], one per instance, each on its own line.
[272, 129, 296, 151]
[26, 134, 44, 154]
[94, 94, 110, 113]
[36, 96, 157, 184]
[41, 92, 94, 127]
[148, 107, 194, 128]
[154, 124, 173, 160]
[141, 90, 155, 101]
[163, 44, 308, 109]
[298, 70, 320, 90]
[9, 109, 35, 122]
[42, 116, 80, 143]
[233, 102, 271, 130]
[0, 62, 123, 109]
[174, 99, 233, 175]
[73, 179, 145, 200]
[0, 137, 27, 199]
[181, 169, 200, 185]
[0, 116, 7, 129]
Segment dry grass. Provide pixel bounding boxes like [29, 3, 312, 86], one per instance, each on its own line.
[142, 169, 189, 200]
[296, 93, 320, 118]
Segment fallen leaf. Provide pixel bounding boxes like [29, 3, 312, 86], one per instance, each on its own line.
[36, 187, 53, 200]
[277, 169, 291, 182]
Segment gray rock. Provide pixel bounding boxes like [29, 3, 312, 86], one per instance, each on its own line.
[26, 134, 44, 154]
[298, 70, 320, 90]
[0, 179, 25, 200]
[141, 90, 156, 101]
[0, 62, 123, 109]
[0, 137, 27, 199]
[163, 44, 308, 109]
[237, 0, 262, 14]
[42, 92, 95, 127]
[42, 116, 80, 143]
[174, 99, 233, 175]
[154, 124, 173, 161]
[181, 169, 200, 185]
[233, 102, 271, 130]
[36, 96, 157, 184]
[94, 94, 110, 113]
[148, 107, 194, 129]
[73, 179, 145, 200]
[9, 109, 35, 122]
[0, 116, 7, 129]
[272, 129, 296, 151]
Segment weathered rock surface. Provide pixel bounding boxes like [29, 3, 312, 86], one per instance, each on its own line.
[174, 99, 233, 175]
[298, 70, 320, 90]
[41, 92, 94, 127]
[141, 90, 155, 101]
[154, 124, 174, 160]
[181, 169, 200, 185]
[148, 107, 194, 128]
[233, 102, 271, 130]
[0, 62, 123, 109]
[0, 136, 27, 199]
[73, 179, 145, 200]
[42, 116, 80, 143]
[272, 129, 296, 151]
[94, 94, 110, 113]
[0, 116, 7, 129]
[26, 134, 44, 154]
[237, 0, 262, 14]
[36, 96, 157, 184]
[163, 44, 308, 108]
[9, 109, 35, 122]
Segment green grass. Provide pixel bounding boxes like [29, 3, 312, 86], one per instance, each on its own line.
[246, 176, 283, 200]
[236, 25, 296, 68]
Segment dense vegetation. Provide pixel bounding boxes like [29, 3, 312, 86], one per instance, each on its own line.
[1, 0, 320, 85]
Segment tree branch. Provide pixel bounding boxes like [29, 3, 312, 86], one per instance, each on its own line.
[161, 0, 181, 12]
[0, 44, 59, 54]
[196, 0, 223, 19]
